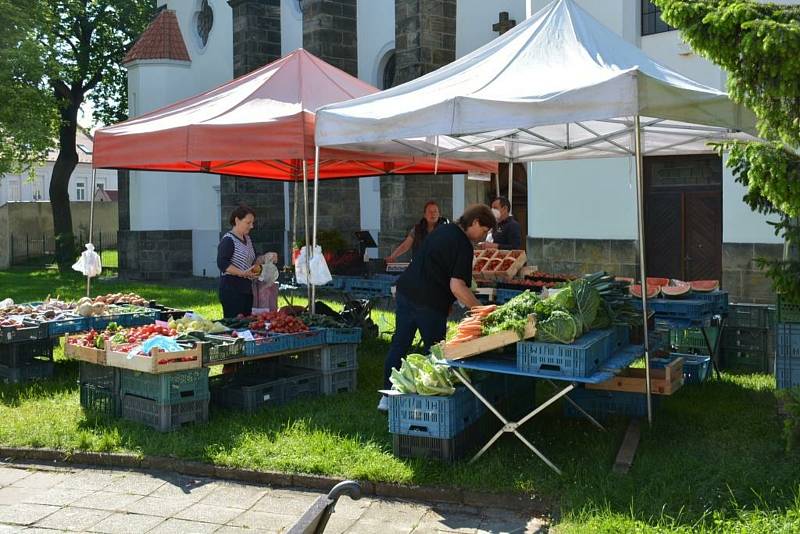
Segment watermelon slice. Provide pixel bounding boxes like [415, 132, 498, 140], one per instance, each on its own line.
[615, 276, 634, 284]
[630, 284, 660, 299]
[691, 280, 719, 292]
[661, 281, 691, 298]
[646, 277, 670, 287]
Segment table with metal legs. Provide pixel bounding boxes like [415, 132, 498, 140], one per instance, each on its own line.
[447, 347, 643, 475]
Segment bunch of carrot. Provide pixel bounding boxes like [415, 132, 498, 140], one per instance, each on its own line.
[446, 304, 497, 346]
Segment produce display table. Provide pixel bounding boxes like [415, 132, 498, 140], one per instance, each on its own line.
[446, 347, 643, 474]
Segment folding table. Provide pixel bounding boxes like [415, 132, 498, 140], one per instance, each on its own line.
[446, 347, 643, 474]
[654, 313, 721, 379]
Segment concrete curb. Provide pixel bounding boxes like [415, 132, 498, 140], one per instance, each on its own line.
[0, 447, 551, 514]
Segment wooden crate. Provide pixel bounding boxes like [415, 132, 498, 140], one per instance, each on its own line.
[106, 344, 202, 374]
[587, 357, 684, 396]
[480, 250, 527, 282]
[64, 342, 106, 365]
[441, 315, 536, 361]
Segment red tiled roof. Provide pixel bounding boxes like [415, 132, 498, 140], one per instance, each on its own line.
[123, 10, 191, 64]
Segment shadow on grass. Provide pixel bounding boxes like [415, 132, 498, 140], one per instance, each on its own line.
[1, 330, 799, 530]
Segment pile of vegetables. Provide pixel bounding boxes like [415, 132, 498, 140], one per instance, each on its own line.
[298, 313, 347, 329]
[167, 316, 228, 334]
[390, 352, 457, 396]
[482, 291, 539, 336]
[68, 322, 179, 350]
[448, 305, 496, 345]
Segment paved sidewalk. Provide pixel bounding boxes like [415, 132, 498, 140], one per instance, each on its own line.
[0, 461, 547, 533]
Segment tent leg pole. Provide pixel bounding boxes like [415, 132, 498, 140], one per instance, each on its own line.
[508, 158, 514, 211]
[86, 168, 97, 297]
[311, 146, 321, 314]
[633, 115, 652, 426]
[303, 161, 312, 307]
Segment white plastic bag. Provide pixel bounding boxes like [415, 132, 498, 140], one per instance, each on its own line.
[257, 253, 279, 286]
[72, 243, 102, 278]
[295, 245, 332, 286]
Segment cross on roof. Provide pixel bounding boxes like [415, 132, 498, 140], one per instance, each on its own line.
[493, 11, 516, 35]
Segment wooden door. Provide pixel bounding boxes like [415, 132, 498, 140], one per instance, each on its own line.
[644, 155, 722, 282]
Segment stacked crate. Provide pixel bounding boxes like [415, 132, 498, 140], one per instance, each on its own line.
[389, 375, 535, 463]
[79, 362, 121, 418]
[776, 295, 800, 391]
[0, 337, 55, 384]
[722, 304, 774, 373]
[210, 344, 359, 412]
[120, 368, 210, 432]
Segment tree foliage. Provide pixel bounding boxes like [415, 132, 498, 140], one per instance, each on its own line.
[0, 0, 57, 177]
[1, 0, 154, 269]
[655, 0, 800, 301]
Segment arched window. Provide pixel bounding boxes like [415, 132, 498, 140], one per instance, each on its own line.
[381, 51, 396, 90]
[195, 0, 214, 48]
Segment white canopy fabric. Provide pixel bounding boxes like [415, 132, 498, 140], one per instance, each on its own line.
[315, 0, 757, 161]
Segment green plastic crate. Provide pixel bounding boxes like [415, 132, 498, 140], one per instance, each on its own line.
[80, 383, 119, 418]
[721, 347, 770, 373]
[671, 327, 719, 352]
[777, 295, 800, 324]
[120, 368, 209, 404]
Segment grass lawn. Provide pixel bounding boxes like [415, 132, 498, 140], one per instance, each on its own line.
[1, 266, 799, 532]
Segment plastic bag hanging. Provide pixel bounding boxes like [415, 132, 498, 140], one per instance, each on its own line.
[72, 243, 102, 278]
[295, 245, 332, 286]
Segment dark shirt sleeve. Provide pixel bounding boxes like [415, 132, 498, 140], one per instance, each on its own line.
[451, 241, 473, 285]
[498, 220, 522, 250]
[217, 236, 234, 273]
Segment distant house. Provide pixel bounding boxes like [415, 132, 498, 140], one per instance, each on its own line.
[0, 128, 118, 206]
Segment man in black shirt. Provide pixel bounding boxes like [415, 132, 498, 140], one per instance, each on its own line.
[379, 204, 496, 411]
[479, 196, 522, 250]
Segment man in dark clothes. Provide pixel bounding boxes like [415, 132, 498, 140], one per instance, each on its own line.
[479, 196, 522, 251]
[379, 204, 496, 411]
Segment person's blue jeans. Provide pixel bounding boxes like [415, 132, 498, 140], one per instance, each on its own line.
[383, 292, 448, 389]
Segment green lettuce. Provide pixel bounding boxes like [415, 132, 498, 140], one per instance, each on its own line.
[389, 353, 456, 396]
[536, 310, 579, 344]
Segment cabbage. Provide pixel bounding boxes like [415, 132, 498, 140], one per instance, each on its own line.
[536, 310, 579, 344]
[570, 278, 601, 333]
[390, 353, 456, 396]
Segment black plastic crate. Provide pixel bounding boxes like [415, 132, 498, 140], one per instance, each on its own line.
[281, 367, 323, 403]
[721, 347, 770, 373]
[120, 368, 209, 404]
[210, 375, 285, 412]
[79, 362, 120, 392]
[280, 344, 358, 372]
[721, 327, 770, 353]
[563, 387, 661, 420]
[0, 338, 55, 368]
[0, 323, 47, 344]
[80, 383, 119, 418]
[391, 414, 494, 463]
[727, 304, 773, 329]
[0, 359, 54, 384]
[121, 394, 209, 432]
[321, 367, 357, 395]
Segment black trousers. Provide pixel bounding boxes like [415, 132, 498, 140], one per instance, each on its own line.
[219, 284, 253, 318]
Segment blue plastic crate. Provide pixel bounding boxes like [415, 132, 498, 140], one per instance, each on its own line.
[563, 388, 660, 419]
[495, 288, 523, 305]
[388, 387, 479, 439]
[324, 327, 362, 344]
[674, 353, 712, 385]
[612, 324, 630, 350]
[92, 308, 158, 330]
[516, 329, 614, 378]
[633, 298, 714, 321]
[1, 322, 47, 344]
[45, 315, 90, 336]
[690, 291, 729, 315]
[776, 323, 800, 389]
[244, 334, 292, 356]
[288, 329, 326, 350]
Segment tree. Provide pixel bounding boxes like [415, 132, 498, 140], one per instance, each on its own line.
[2, 0, 154, 270]
[0, 1, 57, 178]
[654, 0, 800, 301]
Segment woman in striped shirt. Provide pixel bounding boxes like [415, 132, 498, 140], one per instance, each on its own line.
[217, 205, 261, 318]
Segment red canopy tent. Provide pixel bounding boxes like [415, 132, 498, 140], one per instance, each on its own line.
[93, 48, 495, 180]
[92, 49, 495, 302]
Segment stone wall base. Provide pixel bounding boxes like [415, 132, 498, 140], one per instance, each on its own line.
[119, 230, 193, 281]
[526, 237, 779, 304]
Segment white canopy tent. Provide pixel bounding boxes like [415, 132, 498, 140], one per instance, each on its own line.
[315, 0, 758, 424]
